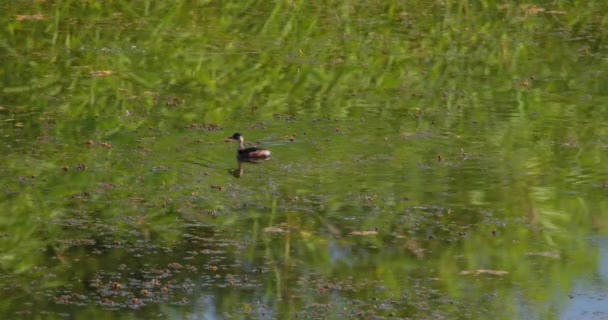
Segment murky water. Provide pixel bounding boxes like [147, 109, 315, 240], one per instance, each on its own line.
[2, 1, 608, 319]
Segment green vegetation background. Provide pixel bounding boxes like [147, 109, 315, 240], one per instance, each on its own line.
[1, 1, 608, 318]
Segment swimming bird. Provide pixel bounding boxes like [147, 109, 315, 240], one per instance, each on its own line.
[228, 133, 271, 162]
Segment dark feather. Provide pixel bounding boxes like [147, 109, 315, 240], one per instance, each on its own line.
[229, 133, 271, 162]
[238, 147, 271, 159]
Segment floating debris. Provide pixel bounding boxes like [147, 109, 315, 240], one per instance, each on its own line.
[350, 230, 378, 236]
[263, 226, 287, 234]
[185, 123, 223, 131]
[91, 70, 114, 77]
[525, 251, 560, 259]
[459, 269, 508, 276]
[15, 14, 45, 21]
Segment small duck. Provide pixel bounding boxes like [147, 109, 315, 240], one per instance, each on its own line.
[228, 133, 271, 161]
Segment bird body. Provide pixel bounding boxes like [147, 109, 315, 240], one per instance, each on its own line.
[228, 133, 271, 161]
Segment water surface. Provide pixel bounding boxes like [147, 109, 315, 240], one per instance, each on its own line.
[1, 1, 608, 319]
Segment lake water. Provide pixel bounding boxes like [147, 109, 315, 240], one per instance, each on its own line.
[1, 1, 608, 319]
